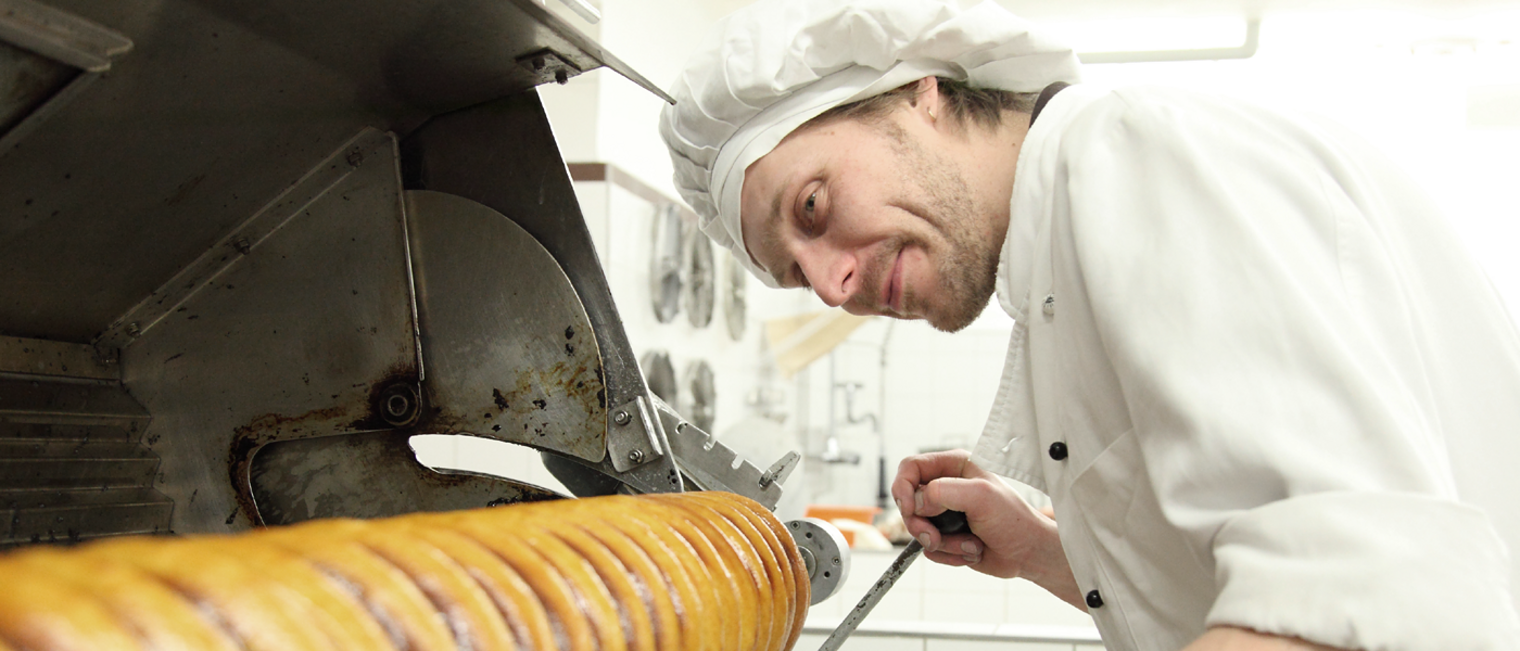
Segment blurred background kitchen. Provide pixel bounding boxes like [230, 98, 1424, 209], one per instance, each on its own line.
[411, 0, 1520, 648]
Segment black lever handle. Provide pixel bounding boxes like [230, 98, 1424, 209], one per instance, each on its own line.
[927, 509, 969, 536]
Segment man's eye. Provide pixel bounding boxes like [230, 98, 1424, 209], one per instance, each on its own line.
[798, 190, 818, 235]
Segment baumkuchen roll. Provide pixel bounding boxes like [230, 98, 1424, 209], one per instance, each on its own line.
[0, 491, 810, 651]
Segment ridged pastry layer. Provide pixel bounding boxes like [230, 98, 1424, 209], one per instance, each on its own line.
[0, 491, 809, 651]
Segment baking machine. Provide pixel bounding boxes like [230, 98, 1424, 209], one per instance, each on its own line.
[0, 0, 850, 607]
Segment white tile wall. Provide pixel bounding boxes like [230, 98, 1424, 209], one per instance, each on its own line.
[801, 316, 1027, 508]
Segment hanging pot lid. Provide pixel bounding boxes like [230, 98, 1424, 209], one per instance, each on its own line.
[723, 253, 747, 341]
[649, 203, 684, 323]
[684, 224, 715, 328]
[640, 349, 678, 406]
[682, 359, 716, 433]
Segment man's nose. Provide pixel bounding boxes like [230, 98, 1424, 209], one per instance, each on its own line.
[800, 247, 858, 308]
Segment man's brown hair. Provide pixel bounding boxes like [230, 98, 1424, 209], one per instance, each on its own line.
[804, 76, 1040, 131]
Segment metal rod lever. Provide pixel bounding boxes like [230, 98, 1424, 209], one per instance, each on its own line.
[817, 511, 967, 651]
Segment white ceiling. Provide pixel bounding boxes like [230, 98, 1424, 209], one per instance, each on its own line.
[1001, 0, 1520, 21]
[706, 0, 1520, 22]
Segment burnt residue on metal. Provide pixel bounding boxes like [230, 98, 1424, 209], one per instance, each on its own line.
[487, 491, 561, 508]
[350, 365, 422, 431]
[230, 404, 358, 526]
[228, 364, 418, 527]
[565, 325, 575, 340]
[418, 359, 607, 461]
[594, 366, 606, 409]
[480, 360, 601, 425]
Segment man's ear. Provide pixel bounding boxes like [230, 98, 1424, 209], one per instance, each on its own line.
[909, 76, 943, 123]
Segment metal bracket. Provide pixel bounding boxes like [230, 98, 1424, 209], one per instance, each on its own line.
[759, 450, 800, 489]
[606, 395, 663, 472]
[516, 48, 582, 86]
[653, 395, 795, 510]
[0, 0, 132, 72]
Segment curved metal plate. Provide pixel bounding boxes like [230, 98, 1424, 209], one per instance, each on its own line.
[406, 190, 606, 462]
[250, 430, 563, 525]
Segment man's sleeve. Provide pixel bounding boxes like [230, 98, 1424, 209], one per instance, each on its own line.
[1061, 89, 1519, 649]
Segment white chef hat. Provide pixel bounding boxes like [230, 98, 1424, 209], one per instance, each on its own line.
[659, 0, 1081, 286]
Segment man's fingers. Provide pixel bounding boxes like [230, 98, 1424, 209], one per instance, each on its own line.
[922, 533, 984, 565]
[905, 508, 982, 552]
[892, 450, 973, 521]
[915, 476, 986, 518]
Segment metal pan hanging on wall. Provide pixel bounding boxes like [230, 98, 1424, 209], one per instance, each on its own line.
[682, 359, 716, 433]
[649, 203, 684, 323]
[684, 221, 715, 328]
[640, 349, 678, 406]
[723, 253, 747, 341]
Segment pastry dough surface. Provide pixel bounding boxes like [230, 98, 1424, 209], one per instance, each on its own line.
[0, 492, 809, 651]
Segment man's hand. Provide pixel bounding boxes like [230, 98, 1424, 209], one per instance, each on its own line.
[891, 450, 1083, 609]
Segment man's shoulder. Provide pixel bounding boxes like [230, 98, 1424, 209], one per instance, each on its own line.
[1055, 84, 1256, 130]
[1045, 84, 1310, 156]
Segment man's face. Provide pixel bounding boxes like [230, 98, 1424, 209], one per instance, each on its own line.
[740, 112, 1003, 333]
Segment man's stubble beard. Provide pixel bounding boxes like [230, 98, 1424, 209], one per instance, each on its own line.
[884, 123, 1002, 333]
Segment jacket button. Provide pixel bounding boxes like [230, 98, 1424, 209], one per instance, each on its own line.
[1042, 294, 1056, 317]
[1048, 441, 1068, 461]
[1085, 589, 1104, 609]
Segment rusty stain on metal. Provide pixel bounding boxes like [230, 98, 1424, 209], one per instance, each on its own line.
[228, 364, 418, 527]
[421, 356, 606, 461]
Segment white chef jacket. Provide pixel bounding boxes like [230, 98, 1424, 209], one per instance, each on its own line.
[971, 84, 1520, 650]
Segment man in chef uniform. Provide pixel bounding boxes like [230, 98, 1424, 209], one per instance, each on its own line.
[659, 0, 1520, 648]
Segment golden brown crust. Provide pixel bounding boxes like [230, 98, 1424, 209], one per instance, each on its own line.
[680, 493, 796, 650]
[630, 502, 746, 651]
[346, 528, 519, 651]
[73, 537, 333, 651]
[427, 511, 600, 651]
[15, 550, 243, 651]
[577, 517, 685, 651]
[398, 524, 558, 651]
[727, 495, 811, 651]
[509, 524, 626, 651]
[648, 496, 769, 651]
[0, 492, 810, 651]
[0, 562, 146, 651]
[255, 520, 455, 651]
[216, 539, 397, 650]
[550, 522, 658, 651]
[615, 504, 724, 651]
[486, 496, 689, 651]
